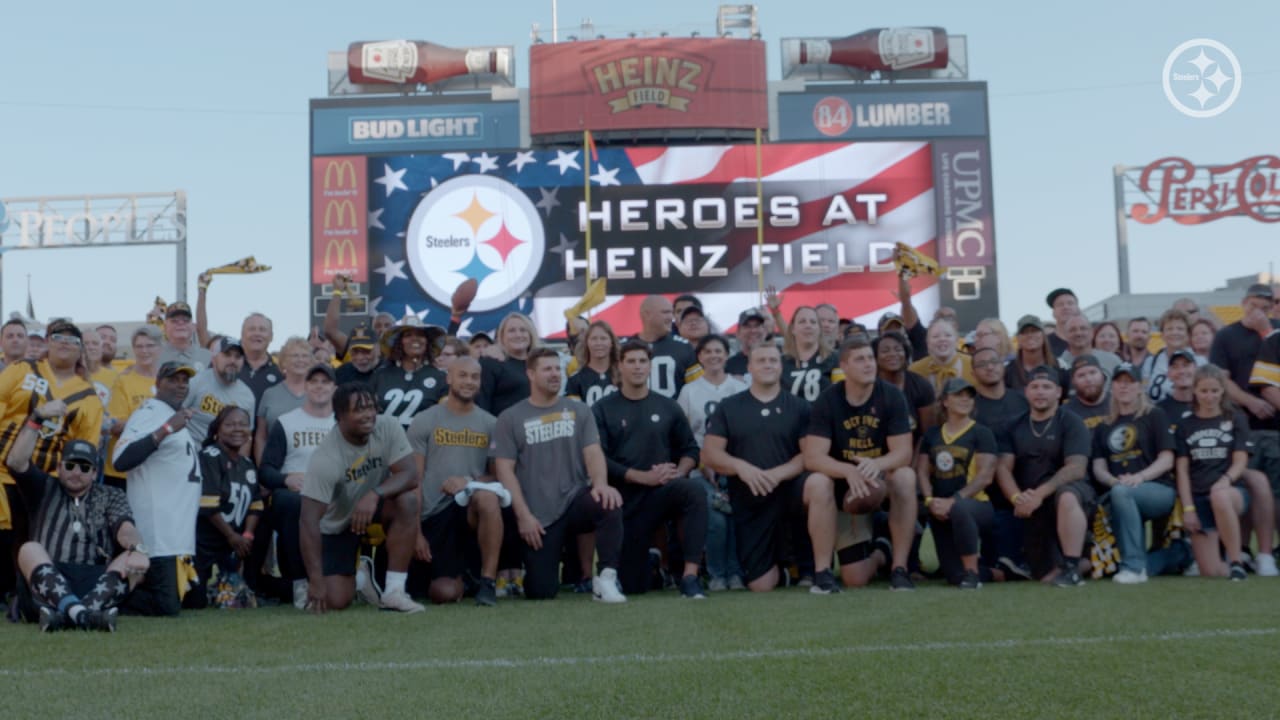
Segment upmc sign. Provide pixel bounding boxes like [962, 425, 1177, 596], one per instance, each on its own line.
[311, 157, 368, 283]
[529, 38, 768, 136]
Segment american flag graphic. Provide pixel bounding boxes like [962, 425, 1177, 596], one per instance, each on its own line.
[368, 141, 939, 339]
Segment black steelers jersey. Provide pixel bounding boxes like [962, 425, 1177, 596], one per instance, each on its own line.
[372, 363, 447, 427]
[781, 352, 842, 403]
[566, 367, 617, 407]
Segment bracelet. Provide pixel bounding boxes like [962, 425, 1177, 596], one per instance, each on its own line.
[162, 423, 174, 435]
[924, 496, 934, 506]
[1012, 492, 1023, 503]
[25, 418, 42, 431]
[1182, 505, 1196, 513]
[332, 289, 345, 298]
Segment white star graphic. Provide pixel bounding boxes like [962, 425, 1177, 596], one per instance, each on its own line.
[590, 164, 621, 187]
[368, 208, 385, 231]
[443, 152, 472, 171]
[508, 151, 537, 172]
[1206, 66, 1232, 92]
[1190, 82, 1215, 108]
[1188, 49, 1215, 75]
[374, 256, 408, 284]
[373, 164, 408, 197]
[535, 187, 562, 218]
[549, 232, 578, 257]
[473, 152, 499, 173]
[369, 296, 383, 315]
[548, 150, 581, 175]
[430, 177, 439, 188]
[402, 305, 419, 322]
[457, 317, 474, 337]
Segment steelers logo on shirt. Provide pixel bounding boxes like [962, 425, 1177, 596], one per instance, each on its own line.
[424, 377, 437, 389]
[935, 450, 955, 473]
[1107, 425, 1137, 453]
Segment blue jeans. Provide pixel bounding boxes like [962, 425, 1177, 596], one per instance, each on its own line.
[1107, 482, 1186, 574]
[697, 471, 741, 582]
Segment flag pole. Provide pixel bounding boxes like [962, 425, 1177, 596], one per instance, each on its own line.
[583, 130, 593, 291]
[755, 128, 765, 300]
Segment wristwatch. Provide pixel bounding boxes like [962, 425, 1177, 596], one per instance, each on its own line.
[129, 543, 149, 556]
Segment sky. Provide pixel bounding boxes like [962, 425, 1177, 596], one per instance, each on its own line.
[1, 0, 1277, 342]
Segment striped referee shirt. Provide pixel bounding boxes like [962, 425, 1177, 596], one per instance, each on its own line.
[12, 465, 132, 565]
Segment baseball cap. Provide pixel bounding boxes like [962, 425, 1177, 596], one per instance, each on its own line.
[306, 364, 336, 382]
[157, 361, 196, 380]
[45, 319, 82, 341]
[680, 306, 706, 322]
[468, 331, 493, 345]
[1016, 314, 1045, 333]
[674, 294, 703, 310]
[212, 336, 244, 355]
[878, 312, 905, 331]
[1112, 362, 1142, 382]
[1246, 283, 1275, 301]
[165, 301, 193, 319]
[61, 439, 98, 467]
[1169, 348, 1198, 365]
[1026, 365, 1061, 387]
[1070, 354, 1103, 377]
[1045, 288, 1076, 308]
[942, 377, 975, 396]
[347, 326, 376, 351]
[738, 307, 766, 325]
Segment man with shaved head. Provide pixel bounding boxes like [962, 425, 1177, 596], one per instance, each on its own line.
[634, 295, 695, 399]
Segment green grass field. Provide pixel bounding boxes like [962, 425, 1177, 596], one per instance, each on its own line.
[3, 577, 1276, 719]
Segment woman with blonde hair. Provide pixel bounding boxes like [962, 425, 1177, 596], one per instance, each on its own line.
[566, 321, 620, 407]
[974, 318, 1013, 363]
[782, 306, 838, 402]
[478, 312, 542, 417]
[253, 337, 315, 463]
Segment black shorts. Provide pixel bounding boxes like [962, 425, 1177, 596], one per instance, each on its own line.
[320, 498, 388, 577]
[17, 562, 106, 622]
[1247, 430, 1280, 496]
[1192, 487, 1251, 532]
[419, 503, 472, 580]
[730, 474, 806, 583]
[1057, 480, 1098, 517]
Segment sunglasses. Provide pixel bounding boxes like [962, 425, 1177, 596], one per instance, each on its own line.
[49, 333, 82, 347]
[62, 460, 93, 473]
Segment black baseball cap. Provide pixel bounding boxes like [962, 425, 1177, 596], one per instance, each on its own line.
[1070, 354, 1103, 377]
[1246, 283, 1275, 301]
[680, 306, 706, 322]
[674, 294, 703, 310]
[212, 336, 244, 355]
[306, 364, 336, 382]
[1169, 348, 1198, 365]
[347, 326, 376, 351]
[738, 308, 766, 325]
[1016, 314, 1045, 333]
[1027, 365, 1061, 387]
[45, 319, 82, 341]
[157, 361, 196, 380]
[61, 439, 98, 467]
[165, 301, 193, 319]
[942, 377, 975, 396]
[1112, 362, 1142, 382]
[1046, 288, 1076, 308]
[878, 312, 905, 331]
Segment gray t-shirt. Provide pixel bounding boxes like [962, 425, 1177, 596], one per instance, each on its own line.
[159, 343, 214, 374]
[407, 403, 497, 519]
[182, 368, 256, 445]
[301, 414, 414, 535]
[259, 382, 305, 430]
[491, 397, 598, 527]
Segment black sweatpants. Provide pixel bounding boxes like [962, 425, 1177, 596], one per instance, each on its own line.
[619, 477, 708, 595]
[270, 489, 306, 581]
[523, 486, 623, 600]
[928, 497, 994, 585]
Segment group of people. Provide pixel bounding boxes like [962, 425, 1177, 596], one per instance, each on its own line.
[3, 268, 1279, 632]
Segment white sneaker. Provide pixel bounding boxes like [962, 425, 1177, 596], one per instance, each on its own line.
[1112, 569, 1148, 585]
[1183, 561, 1200, 577]
[592, 568, 627, 604]
[292, 579, 309, 610]
[1256, 553, 1279, 577]
[707, 577, 728, 592]
[379, 588, 425, 614]
[356, 555, 381, 605]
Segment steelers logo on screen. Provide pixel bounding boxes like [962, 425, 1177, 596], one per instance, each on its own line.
[405, 175, 545, 313]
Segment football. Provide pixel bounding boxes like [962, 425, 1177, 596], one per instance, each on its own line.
[451, 278, 479, 313]
[428, 577, 463, 605]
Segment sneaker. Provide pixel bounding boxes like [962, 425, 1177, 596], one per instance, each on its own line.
[727, 575, 747, 591]
[679, 574, 706, 599]
[356, 555, 381, 605]
[889, 566, 916, 591]
[1052, 567, 1085, 588]
[796, 574, 815, 588]
[958, 570, 982, 590]
[495, 577, 511, 598]
[707, 577, 728, 592]
[38, 607, 68, 633]
[592, 568, 627, 604]
[1183, 561, 1200, 577]
[292, 579, 309, 610]
[1256, 553, 1279, 577]
[1240, 550, 1257, 574]
[996, 556, 1032, 581]
[571, 578, 593, 594]
[1229, 562, 1248, 582]
[474, 577, 497, 607]
[508, 575, 525, 598]
[1112, 568, 1148, 585]
[81, 608, 117, 633]
[379, 588, 426, 613]
[810, 569, 841, 595]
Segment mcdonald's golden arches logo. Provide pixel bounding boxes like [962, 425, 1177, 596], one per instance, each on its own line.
[323, 160, 359, 196]
[324, 237, 359, 271]
[323, 199, 359, 231]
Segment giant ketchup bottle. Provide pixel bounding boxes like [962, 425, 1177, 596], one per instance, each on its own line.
[347, 40, 511, 85]
[790, 28, 949, 72]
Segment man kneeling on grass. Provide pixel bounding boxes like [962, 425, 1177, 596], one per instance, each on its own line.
[300, 382, 424, 614]
[6, 403, 148, 632]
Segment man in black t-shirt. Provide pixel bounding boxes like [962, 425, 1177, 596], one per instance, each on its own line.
[334, 326, 380, 385]
[725, 308, 769, 379]
[995, 365, 1091, 585]
[971, 347, 1029, 567]
[633, 296, 696, 399]
[703, 344, 811, 592]
[1158, 349, 1198, 427]
[804, 336, 917, 591]
[1063, 355, 1110, 432]
[593, 341, 706, 598]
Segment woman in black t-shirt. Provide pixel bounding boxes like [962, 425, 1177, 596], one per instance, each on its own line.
[874, 331, 936, 444]
[1173, 365, 1250, 580]
[916, 378, 997, 588]
[566, 321, 620, 407]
